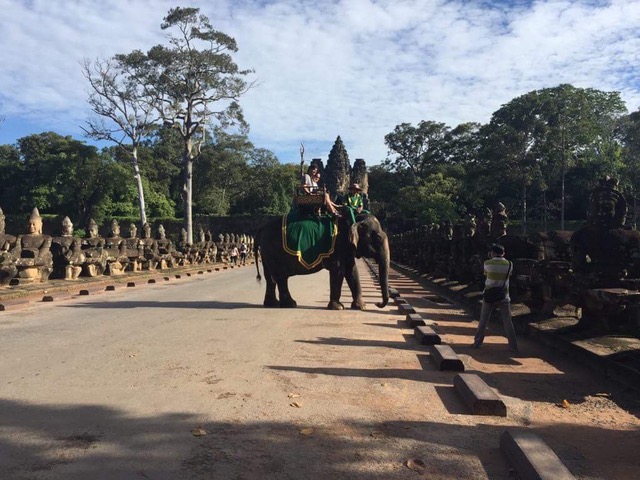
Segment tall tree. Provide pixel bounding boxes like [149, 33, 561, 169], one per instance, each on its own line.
[618, 110, 640, 227]
[383, 120, 449, 179]
[82, 55, 158, 226]
[481, 93, 545, 234]
[142, 7, 255, 243]
[537, 84, 626, 229]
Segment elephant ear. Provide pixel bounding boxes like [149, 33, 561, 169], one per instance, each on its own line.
[348, 223, 359, 250]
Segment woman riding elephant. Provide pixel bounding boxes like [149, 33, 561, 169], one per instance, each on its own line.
[255, 212, 390, 310]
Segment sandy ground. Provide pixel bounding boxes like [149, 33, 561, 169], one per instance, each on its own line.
[0, 261, 638, 479]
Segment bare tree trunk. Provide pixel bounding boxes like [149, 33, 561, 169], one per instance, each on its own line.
[522, 182, 527, 235]
[543, 190, 548, 232]
[634, 192, 637, 230]
[131, 145, 147, 226]
[182, 139, 194, 245]
[561, 160, 566, 231]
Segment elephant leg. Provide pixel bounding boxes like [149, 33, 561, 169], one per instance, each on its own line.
[328, 263, 345, 310]
[345, 260, 366, 310]
[263, 263, 279, 308]
[277, 276, 297, 308]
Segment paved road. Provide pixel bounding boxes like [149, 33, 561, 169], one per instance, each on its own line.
[0, 261, 638, 479]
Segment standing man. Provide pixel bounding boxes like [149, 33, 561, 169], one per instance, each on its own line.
[239, 241, 248, 265]
[472, 243, 519, 353]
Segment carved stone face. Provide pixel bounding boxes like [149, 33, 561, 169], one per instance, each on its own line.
[28, 218, 42, 235]
[111, 223, 120, 237]
[158, 225, 166, 239]
[129, 224, 137, 238]
[0, 215, 5, 234]
[595, 192, 618, 227]
[89, 224, 99, 238]
[62, 218, 73, 236]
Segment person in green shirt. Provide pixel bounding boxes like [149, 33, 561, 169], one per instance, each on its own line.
[343, 183, 368, 225]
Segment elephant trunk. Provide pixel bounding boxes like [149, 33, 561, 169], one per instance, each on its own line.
[375, 236, 390, 308]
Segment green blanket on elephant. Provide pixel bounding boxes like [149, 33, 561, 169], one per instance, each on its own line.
[282, 212, 338, 269]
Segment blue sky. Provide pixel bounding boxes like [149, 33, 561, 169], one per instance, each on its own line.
[1, 0, 640, 165]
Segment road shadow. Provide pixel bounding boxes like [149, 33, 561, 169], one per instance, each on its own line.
[0, 398, 521, 479]
[61, 300, 261, 310]
[296, 337, 422, 352]
[61, 300, 330, 311]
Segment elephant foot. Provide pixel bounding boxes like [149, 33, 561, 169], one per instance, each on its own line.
[280, 298, 297, 308]
[263, 297, 280, 308]
[327, 300, 344, 310]
[351, 300, 367, 310]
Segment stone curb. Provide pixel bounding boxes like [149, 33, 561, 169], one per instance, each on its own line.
[500, 430, 575, 480]
[453, 373, 507, 416]
[430, 344, 465, 371]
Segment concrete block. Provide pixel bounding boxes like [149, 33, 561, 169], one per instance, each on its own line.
[500, 430, 575, 480]
[79, 290, 89, 295]
[394, 297, 408, 305]
[186, 273, 192, 277]
[430, 344, 464, 371]
[389, 288, 400, 298]
[406, 313, 426, 328]
[414, 325, 441, 345]
[175, 274, 181, 279]
[127, 282, 135, 287]
[198, 271, 204, 274]
[454, 373, 507, 416]
[148, 279, 156, 284]
[215, 268, 220, 271]
[163, 277, 170, 281]
[42, 296, 54, 302]
[398, 303, 416, 315]
[105, 285, 115, 291]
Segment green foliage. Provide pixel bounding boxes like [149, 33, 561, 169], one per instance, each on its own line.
[395, 173, 459, 224]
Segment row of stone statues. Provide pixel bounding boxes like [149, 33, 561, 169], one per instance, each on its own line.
[0, 207, 253, 285]
[390, 177, 640, 335]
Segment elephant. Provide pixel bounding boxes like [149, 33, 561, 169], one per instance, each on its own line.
[254, 213, 390, 310]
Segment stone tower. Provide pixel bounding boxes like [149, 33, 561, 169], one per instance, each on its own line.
[351, 158, 368, 193]
[325, 136, 351, 199]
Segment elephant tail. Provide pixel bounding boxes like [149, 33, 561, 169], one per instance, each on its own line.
[254, 239, 262, 281]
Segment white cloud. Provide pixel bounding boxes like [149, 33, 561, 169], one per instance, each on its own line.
[1, 0, 639, 165]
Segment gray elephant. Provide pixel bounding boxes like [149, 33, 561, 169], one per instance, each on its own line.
[255, 213, 390, 309]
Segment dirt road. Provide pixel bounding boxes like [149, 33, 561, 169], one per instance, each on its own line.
[0, 261, 638, 479]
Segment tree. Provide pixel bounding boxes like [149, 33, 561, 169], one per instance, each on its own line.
[396, 173, 459, 224]
[82, 55, 159, 226]
[141, 7, 255, 243]
[383, 121, 450, 179]
[480, 93, 545, 234]
[537, 84, 626, 229]
[13, 132, 126, 224]
[618, 110, 640, 227]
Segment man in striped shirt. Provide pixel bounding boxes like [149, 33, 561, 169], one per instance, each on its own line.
[472, 243, 519, 353]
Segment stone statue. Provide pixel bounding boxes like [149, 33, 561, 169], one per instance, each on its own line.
[11, 207, 53, 283]
[124, 223, 144, 272]
[0, 207, 18, 285]
[570, 177, 640, 330]
[140, 222, 159, 270]
[104, 219, 128, 275]
[490, 202, 508, 240]
[176, 228, 191, 265]
[155, 224, 175, 269]
[80, 218, 108, 276]
[51, 216, 84, 280]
